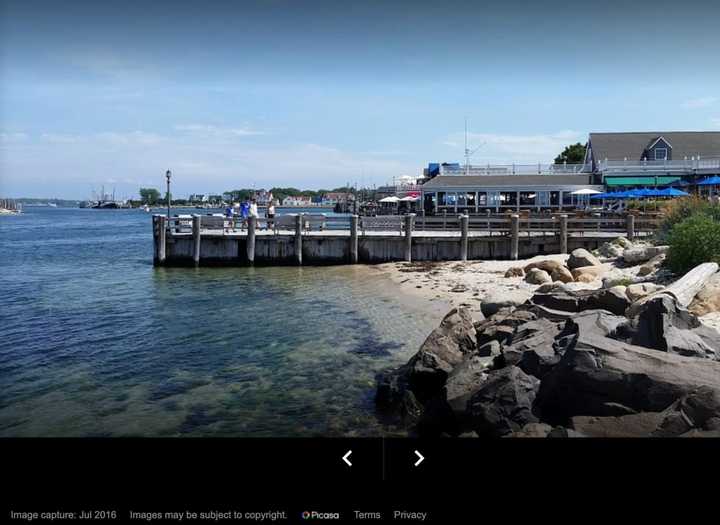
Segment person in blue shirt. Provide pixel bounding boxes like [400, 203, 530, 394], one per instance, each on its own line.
[240, 200, 250, 229]
[225, 204, 235, 231]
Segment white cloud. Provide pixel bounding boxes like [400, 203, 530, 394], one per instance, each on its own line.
[175, 124, 266, 137]
[441, 130, 586, 163]
[681, 97, 718, 109]
[40, 131, 166, 145]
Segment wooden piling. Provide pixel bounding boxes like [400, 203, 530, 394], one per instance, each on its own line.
[404, 214, 414, 262]
[510, 214, 519, 260]
[559, 214, 568, 254]
[626, 214, 635, 241]
[246, 216, 256, 264]
[460, 214, 469, 261]
[192, 215, 201, 265]
[350, 215, 359, 264]
[295, 214, 303, 265]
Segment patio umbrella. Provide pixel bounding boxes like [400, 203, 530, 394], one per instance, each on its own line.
[698, 176, 720, 186]
[570, 188, 602, 195]
[398, 196, 418, 202]
[379, 196, 400, 203]
[657, 187, 689, 197]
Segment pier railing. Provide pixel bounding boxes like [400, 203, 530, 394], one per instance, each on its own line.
[153, 212, 660, 266]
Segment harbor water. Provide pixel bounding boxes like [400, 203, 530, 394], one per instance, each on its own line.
[0, 207, 445, 437]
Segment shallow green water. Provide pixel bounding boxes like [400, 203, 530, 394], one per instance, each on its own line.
[0, 208, 443, 436]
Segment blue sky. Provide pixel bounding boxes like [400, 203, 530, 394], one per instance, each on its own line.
[2, 0, 720, 199]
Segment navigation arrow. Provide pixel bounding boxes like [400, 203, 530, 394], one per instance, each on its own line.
[414, 450, 424, 467]
[342, 450, 352, 467]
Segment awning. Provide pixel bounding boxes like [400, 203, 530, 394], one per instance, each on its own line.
[605, 176, 681, 187]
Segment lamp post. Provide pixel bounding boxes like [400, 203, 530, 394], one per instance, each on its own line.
[165, 169, 172, 220]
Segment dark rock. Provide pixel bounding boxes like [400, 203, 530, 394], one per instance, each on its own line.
[475, 308, 537, 347]
[398, 390, 424, 428]
[375, 364, 411, 410]
[406, 307, 478, 400]
[498, 318, 564, 379]
[631, 295, 720, 359]
[536, 327, 720, 425]
[652, 387, 720, 437]
[531, 287, 631, 316]
[546, 426, 587, 438]
[467, 366, 540, 437]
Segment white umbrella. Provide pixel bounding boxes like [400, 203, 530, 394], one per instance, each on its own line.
[570, 188, 601, 195]
[379, 196, 400, 203]
[398, 196, 418, 202]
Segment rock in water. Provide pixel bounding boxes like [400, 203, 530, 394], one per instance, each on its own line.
[631, 294, 720, 359]
[525, 268, 552, 285]
[567, 248, 602, 270]
[536, 326, 720, 424]
[407, 307, 478, 400]
[550, 266, 574, 283]
[468, 366, 540, 437]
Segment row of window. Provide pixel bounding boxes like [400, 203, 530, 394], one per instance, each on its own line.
[428, 191, 575, 208]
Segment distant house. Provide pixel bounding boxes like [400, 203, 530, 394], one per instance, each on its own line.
[586, 131, 720, 188]
[254, 189, 274, 206]
[282, 195, 312, 206]
[188, 194, 207, 203]
[321, 192, 355, 205]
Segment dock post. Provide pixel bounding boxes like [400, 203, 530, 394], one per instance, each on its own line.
[626, 214, 635, 241]
[510, 214, 519, 260]
[192, 214, 201, 266]
[404, 213, 415, 262]
[247, 216, 256, 264]
[294, 214, 303, 265]
[559, 214, 568, 254]
[350, 215, 359, 264]
[460, 214, 469, 261]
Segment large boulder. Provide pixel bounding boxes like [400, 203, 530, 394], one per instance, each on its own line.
[536, 325, 720, 424]
[623, 245, 669, 264]
[689, 272, 720, 316]
[524, 268, 552, 285]
[550, 266, 574, 284]
[439, 355, 492, 433]
[530, 287, 630, 316]
[567, 248, 602, 270]
[524, 259, 565, 274]
[652, 387, 720, 436]
[631, 294, 720, 359]
[406, 307, 478, 399]
[467, 366, 540, 437]
[505, 423, 554, 438]
[480, 288, 533, 317]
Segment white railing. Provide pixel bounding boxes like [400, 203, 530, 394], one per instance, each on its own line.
[598, 157, 720, 174]
[438, 163, 589, 176]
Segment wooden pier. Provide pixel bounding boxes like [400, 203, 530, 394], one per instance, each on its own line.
[152, 213, 659, 267]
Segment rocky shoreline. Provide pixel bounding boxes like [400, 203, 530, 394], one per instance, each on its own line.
[375, 239, 720, 438]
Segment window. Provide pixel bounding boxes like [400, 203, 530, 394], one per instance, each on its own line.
[655, 148, 668, 160]
[519, 192, 537, 206]
[477, 192, 487, 206]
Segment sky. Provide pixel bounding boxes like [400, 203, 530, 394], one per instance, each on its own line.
[2, 0, 720, 199]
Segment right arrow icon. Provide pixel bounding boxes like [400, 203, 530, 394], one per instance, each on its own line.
[414, 450, 424, 467]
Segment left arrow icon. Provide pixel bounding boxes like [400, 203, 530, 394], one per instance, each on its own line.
[342, 450, 352, 466]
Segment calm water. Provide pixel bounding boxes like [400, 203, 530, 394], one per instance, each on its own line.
[0, 208, 443, 437]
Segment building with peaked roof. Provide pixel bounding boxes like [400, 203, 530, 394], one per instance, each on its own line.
[586, 131, 720, 188]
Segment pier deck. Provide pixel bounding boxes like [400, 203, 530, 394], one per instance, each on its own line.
[152, 213, 658, 267]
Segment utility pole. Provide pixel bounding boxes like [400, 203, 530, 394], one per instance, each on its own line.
[166, 170, 172, 220]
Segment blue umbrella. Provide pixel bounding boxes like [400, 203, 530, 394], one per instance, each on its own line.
[698, 176, 720, 186]
[657, 187, 689, 197]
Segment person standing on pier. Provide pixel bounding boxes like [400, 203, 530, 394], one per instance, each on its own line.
[266, 201, 276, 230]
[240, 199, 250, 230]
